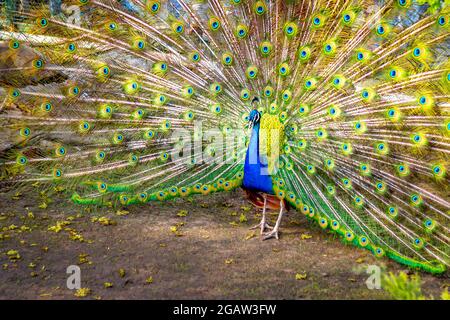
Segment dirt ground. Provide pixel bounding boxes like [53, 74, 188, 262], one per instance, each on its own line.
[0, 188, 448, 300]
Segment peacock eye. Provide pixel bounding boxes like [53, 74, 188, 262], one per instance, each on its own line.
[344, 14, 350, 21]
[390, 70, 396, 77]
[413, 48, 421, 56]
[438, 16, 445, 25]
[313, 17, 320, 25]
[357, 52, 364, 60]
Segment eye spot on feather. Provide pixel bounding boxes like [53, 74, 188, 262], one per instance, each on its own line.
[377, 25, 385, 35]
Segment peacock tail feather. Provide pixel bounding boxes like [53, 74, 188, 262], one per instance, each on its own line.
[0, 0, 449, 273]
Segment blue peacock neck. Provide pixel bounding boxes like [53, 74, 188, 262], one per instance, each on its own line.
[242, 110, 274, 195]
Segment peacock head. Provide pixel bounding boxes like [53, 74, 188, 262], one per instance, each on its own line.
[251, 96, 260, 109]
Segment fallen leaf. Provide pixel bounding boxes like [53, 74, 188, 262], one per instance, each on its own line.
[118, 268, 126, 278]
[97, 217, 116, 226]
[239, 213, 247, 223]
[6, 250, 20, 261]
[225, 259, 233, 264]
[145, 276, 153, 284]
[301, 234, 312, 240]
[116, 210, 129, 216]
[177, 210, 188, 217]
[38, 203, 48, 209]
[104, 282, 113, 288]
[79, 254, 90, 264]
[244, 232, 256, 240]
[12, 192, 22, 200]
[295, 273, 307, 280]
[74, 288, 91, 297]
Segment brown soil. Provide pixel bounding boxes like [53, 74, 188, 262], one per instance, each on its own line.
[0, 189, 448, 299]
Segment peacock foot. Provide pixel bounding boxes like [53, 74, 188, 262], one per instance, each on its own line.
[262, 228, 280, 240]
[250, 220, 273, 235]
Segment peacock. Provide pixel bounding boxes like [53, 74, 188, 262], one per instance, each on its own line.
[0, 0, 449, 274]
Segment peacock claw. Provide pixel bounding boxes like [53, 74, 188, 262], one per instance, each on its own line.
[262, 229, 279, 240]
[250, 221, 273, 234]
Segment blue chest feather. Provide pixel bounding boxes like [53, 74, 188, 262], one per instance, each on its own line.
[243, 110, 274, 194]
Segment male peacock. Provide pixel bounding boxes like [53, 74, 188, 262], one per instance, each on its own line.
[0, 0, 449, 274]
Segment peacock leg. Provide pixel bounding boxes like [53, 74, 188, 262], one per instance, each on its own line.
[262, 200, 285, 240]
[250, 194, 273, 234]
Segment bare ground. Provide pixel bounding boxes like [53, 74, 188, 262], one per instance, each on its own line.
[0, 189, 448, 300]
